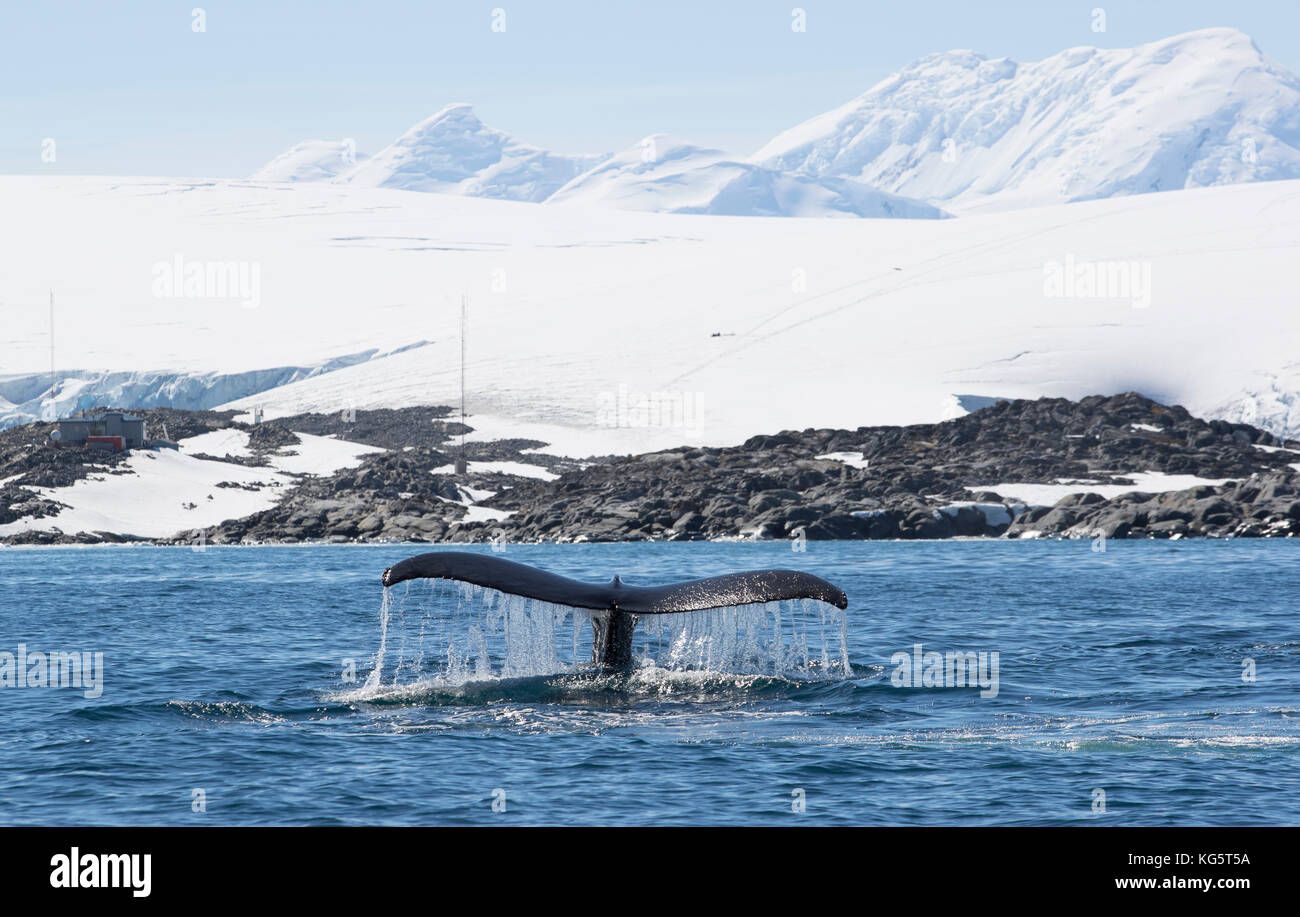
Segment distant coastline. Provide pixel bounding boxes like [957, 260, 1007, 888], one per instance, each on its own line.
[3, 393, 1298, 547]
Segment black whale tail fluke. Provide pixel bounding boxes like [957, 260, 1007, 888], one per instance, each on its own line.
[380, 551, 848, 669]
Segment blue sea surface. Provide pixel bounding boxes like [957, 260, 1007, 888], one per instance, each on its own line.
[0, 540, 1296, 826]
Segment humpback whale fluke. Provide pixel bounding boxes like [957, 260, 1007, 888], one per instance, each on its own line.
[380, 551, 848, 669]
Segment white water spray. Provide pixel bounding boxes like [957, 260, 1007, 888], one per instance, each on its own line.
[360, 580, 850, 692]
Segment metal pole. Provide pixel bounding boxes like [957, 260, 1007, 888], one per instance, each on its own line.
[456, 294, 468, 475]
[48, 290, 55, 421]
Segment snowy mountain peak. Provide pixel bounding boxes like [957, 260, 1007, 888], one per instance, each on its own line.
[253, 120, 943, 218]
[591, 134, 728, 174]
[339, 102, 574, 199]
[256, 104, 609, 203]
[250, 139, 367, 183]
[391, 102, 494, 147]
[249, 29, 1298, 217]
[421, 101, 479, 121]
[904, 47, 990, 71]
[1155, 25, 1259, 52]
[549, 134, 948, 219]
[754, 27, 1300, 214]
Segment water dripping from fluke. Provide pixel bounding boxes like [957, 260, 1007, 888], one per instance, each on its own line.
[350, 552, 852, 700]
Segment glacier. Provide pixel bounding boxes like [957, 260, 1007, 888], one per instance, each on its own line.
[10, 27, 1300, 453]
[4, 173, 1298, 456]
[0, 344, 429, 430]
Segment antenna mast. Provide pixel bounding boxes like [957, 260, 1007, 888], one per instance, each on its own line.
[48, 290, 55, 421]
[456, 293, 468, 475]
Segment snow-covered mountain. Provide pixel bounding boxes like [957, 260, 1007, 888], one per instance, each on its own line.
[328, 103, 608, 203]
[251, 30, 1300, 216]
[250, 30, 1300, 216]
[547, 135, 948, 219]
[254, 107, 942, 218]
[250, 139, 367, 182]
[754, 28, 1300, 214]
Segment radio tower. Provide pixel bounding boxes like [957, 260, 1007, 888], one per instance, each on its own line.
[455, 294, 468, 476]
[48, 290, 56, 422]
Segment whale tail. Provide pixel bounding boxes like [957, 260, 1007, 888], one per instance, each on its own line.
[380, 551, 848, 668]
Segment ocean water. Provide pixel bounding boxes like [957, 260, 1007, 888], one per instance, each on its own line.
[0, 540, 1296, 826]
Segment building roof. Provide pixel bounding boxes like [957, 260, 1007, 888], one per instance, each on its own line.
[61, 411, 146, 423]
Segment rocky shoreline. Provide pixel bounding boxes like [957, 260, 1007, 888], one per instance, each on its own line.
[3, 393, 1299, 546]
[487, 392, 1300, 542]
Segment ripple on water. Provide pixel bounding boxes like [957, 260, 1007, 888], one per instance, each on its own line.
[3, 540, 1298, 825]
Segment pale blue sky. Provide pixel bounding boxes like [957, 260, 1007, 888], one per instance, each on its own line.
[3, 0, 1297, 176]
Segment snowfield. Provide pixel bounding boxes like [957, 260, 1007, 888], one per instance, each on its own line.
[178, 429, 386, 476]
[0, 448, 292, 540]
[3, 172, 1300, 457]
[0, 428, 386, 539]
[968, 471, 1237, 507]
[427, 460, 559, 481]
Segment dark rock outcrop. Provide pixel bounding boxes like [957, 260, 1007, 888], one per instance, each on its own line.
[480, 392, 1300, 543]
[5, 393, 1299, 544]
